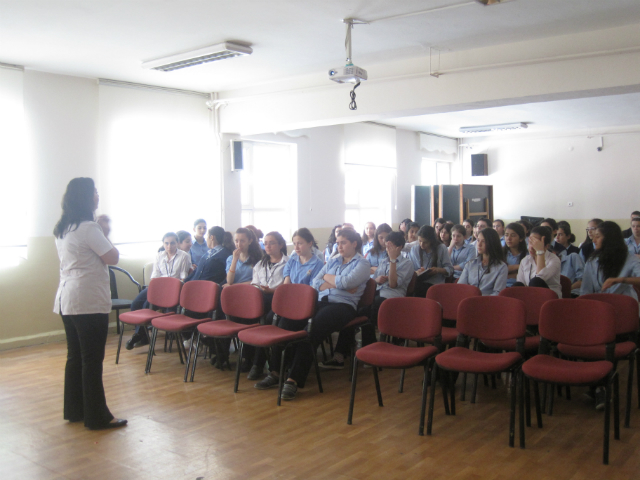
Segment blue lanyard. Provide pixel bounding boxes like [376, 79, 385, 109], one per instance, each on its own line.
[165, 254, 176, 277]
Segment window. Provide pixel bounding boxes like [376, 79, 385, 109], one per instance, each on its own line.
[240, 141, 297, 240]
[344, 164, 395, 229]
[421, 159, 451, 185]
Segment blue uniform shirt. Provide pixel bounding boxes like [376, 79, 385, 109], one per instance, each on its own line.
[408, 243, 453, 285]
[458, 258, 508, 296]
[373, 256, 414, 298]
[625, 236, 640, 255]
[225, 255, 255, 284]
[186, 245, 231, 284]
[580, 253, 640, 300]
[505, 250, 524, 287]
[362, 240, 374, 257]
[283, 254, 324, 286]
[450, 243, 476, 279]
[366, 248, 388, 273]
[312, 253, 371, 309]
[190, 238, 209, 266]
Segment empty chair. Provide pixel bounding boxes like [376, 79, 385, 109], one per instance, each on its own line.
[521, 299, 619, 464]
[347, 297, 442, 435]
[108, 266, 142, 334]
[147, 281, 219, 380]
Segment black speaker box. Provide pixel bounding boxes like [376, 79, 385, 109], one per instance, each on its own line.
[471, 153, 488, 176]
[231, 140, 244, 171]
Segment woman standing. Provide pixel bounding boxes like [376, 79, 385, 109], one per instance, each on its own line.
[53, 177, 126, 430]
[458, 228, 508, 296]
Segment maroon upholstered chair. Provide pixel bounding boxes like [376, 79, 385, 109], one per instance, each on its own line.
[147, 281, 219, 379]
[521, 299, 619, 464]
[189, 283, 264, 381]
[116, 277, 182, 365]
[560, 275, 572, 299]
[347, 297, 442, 435]
[237, 284, 319, 405]
[428, 296, 527, 448]
[558, 294, 638, 428]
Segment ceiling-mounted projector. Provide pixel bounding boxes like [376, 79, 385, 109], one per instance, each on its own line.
[328, 64, 368, 84]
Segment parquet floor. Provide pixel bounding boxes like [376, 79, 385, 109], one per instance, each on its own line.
[1, 332, 640, 480]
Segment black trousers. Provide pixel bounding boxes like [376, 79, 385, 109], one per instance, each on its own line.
[61, 313, 113, 428]
[514, 277, 550, 289]
[333, 294, 385, 356]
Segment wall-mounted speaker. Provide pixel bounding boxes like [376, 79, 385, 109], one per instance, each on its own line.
[471, 153, 488, 176]
[231, 140, 244, 171]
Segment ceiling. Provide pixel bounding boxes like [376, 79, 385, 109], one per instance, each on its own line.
[3, 0, 640, 136]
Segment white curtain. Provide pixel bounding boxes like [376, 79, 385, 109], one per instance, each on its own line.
[420, 133, 458, 162]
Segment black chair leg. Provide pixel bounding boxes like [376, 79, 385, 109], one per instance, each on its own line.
[548, 381, 555, 416]
[491, 374, 497, 390]
[146, 327, 158, 374]
[449, 371, 456, 416]
[347, 357, 359, 425]
[427, 364, 438, 435]
[518, 371, 525, 449]
[440, 369, 451, 416]
[190, 333, 201, 382]
[604, 383, 611, 465]
[277, 346, 287, 406]
[461, 372, 467, 401]
[541, 383, 548, 413]
[626, 355, 634, 428]
[311, 342, 323, 393]
[419, 363, 429, 436]
[175, 333, 185, 365]
[234, 341, 244, 394]
[613, 375, 620, 440]
[115, 310, 121, 334]
[373, 363, 383, 407]
[320, 342, 328, 362]
[533, 380, 543, 428]
[524, 377, 531, 427]
[471, 373, 479, 404]
[116, 325, 125, 365]
[184, 330, 195, 382]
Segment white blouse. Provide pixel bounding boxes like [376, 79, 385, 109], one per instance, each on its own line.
[252, 255, 289, 289]
[151, 249, 192, 281]
[516, 250, 562, 299]
[53, 221, 114, 315]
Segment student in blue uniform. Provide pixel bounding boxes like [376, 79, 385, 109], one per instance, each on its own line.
[439, 223, 453, 248]
[493, 219, 506, 247]
[622, 211, 640, 239]
[408, 225, 453, 297]
[459, 228, 507, 296]
[283, 228, 325, 286]
[555, 221, 580, 255]
[324, 224, 342, 263]
[579, 218, 604, 263]
[434, 217, 446, 237]
[502, 223, 527, 287]
[449, 225, 475, 279]
[365, 223, 392, 275]
[541, 218, 564, 254]
[190, 219, 209, 265]
[185, 226, 233, 284]
[361, 222, 376, 257]
[554, 221, 584, 295]
[463, 218, 475, 245]
[624, 216, 640, 258]
[225, 228, 263, 287]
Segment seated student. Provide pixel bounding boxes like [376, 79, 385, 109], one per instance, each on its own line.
[399, 218, 413, 237]
[125, 232, 192, 349]
[190, 219, 209, 266]
[458, 228, 508, 296]
[540, 218, 564, 254]
[439, 223, 453, 248]
[324, 224, 342, 263]
[365, 223, 392, 275]
[622, 211, 640, 239]
[434, 217, 446, 237]
[470, 218, 490, 247]
[408, 225, 453, 297]
[225, 228, 263, 287]
[515, 225, 562, 298]
[449, 224, 476, 279]
[185, 226, 233, 284]
[329, 223, 356, 260]
[246, 225, 265, 250]
[361, 222, 376, 257]
[555, 221, 580, 255]
[556, 221, 584, 295]
[625, 216, 640, 258]
[518, 219, 533, 247]
[493, 219, 506, 247]
[579, 218, 604, 263]
[503, 223, 527, 287]
[401, 222, 421, 256]
[254, 228, 370, 399]
[463, 218, 475, 245]
[581, 221, 640, 299]
[176, 230, 193, 253]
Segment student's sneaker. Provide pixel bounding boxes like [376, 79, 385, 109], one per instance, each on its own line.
[125, 333, 142, 350]
[247, 365, 262, 380]
[280, 381, 298, 400]
[134, 336, 149, 348]
[254, 373, 280, 390]
[319, 358, 345, 370]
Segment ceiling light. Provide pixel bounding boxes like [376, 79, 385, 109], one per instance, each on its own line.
[475, 0, 515, 5]
[142, 42, 252, 72]
[459, 122, 528, 133]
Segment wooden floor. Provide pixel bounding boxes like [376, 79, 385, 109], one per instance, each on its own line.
[2, 333, 640, 480]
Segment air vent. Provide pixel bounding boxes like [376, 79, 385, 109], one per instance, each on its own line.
[142, 42, 252, 72]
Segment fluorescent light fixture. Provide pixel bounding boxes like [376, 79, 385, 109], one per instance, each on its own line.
[459, 122, 528, 134]
[142, 42, 252, 72]
[475, 0, 515, 5]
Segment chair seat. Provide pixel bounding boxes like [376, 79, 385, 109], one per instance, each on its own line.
[198, 320, 260, 337]
[343, 316, 368, 330]
[119, 309, 172, 326]
[111, 299, 132, 310]
[238, 325, 308, 347]
[151, 315, 212, 332]
[557, 341, 637, 360]
[436, 347, 523, 373]
[481, 335, 540, 352]
[356, 342, 438, 368]
[522, 355, 613, 385]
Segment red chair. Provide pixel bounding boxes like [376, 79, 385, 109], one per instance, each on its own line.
[237, 284, 320, 405]
[146, 281, 219, 379]
[428, 296, 527, 448]
[189, 284, 264, 382]
[558, 294, 638, 428]
[115, 277, 182, 365]
[560, 275, 572, 298]
[347, 298, 442, 435]
[521, 299, 619, 465]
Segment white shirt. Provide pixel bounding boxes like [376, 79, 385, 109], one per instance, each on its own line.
[516, 250, 562, 299]
[252, 255, 289, 289]
[53, 221, 114, 315]
[151, 249, 192, 281]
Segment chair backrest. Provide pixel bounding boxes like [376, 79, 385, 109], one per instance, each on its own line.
[457, 296, 526, 341]
[378, 297, 442, 341]
[142, 262, 154, 286]
[539, 299, 616, 346]
[426, 283, 482, 320]
[272, 283, 317, 321]
[499, 287, 557, 327]
[221, 284, 265, 320]
[560, 275, 572, 299]
[147, 277, 183, 309]
[578, 294, 639, 336]
[406, 272, 418, 297]
[109, 267, 119, 300]
[179, 280, 219, 314]
[357, 278, 377, 309]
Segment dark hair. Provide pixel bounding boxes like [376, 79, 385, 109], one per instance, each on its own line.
[245, 225, 264, 240]
[260, 231, 287, 267]
[434, 217, 446, 226]
[531, 225, 552, 247]
[583, 218, 604, 245]
[518, 220, 533, 237]
[177, 230, 192, 243]
[53, 177, 95, 238]
[476, 218, 490, 229]
[478, 228, 505, 268]
[208, 226, 225, 245]
[503, 223, 527, 263]
[162, 231, 178, 243]
[409, 222, 420, 230]
[293, 227, 319, 249]
[452, 224, 466, 237]
[386, 231, 406, 248]
[326, 224, 342, 250]
[557, 221, 576, 244]
[361, 222, 376, 245]
[493, 219, 505, 228]
[593, 221, 628, 281]
[439, 223, 453, 246]
[417, 225, 440, 268]
[222, 231, 234, 251]
[370, 223, 392, 256]
[400, 218, 412, 228]
[234, 228, 263, 266]
[463, 218, 475, 227]
[632, 211, 640, 217]
[541, 218, 558, 232]
[337, 227, 363, 255]
[193, 218, 206, 228]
